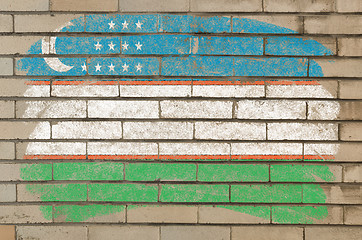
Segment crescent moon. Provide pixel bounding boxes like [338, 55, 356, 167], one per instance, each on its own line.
[42, 22, 74, 72]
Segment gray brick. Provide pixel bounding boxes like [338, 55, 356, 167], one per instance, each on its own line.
[1, 0, 49, 11]
[0, 185, 16, 202]
[264, 0, 335, 12]
[190, 0, 262, 12]
[0, 58, 13, 76]
[17, 226, 87, 239]
[161, 226, 230, 240]
[305, 227, 362, 240]
[0, 15, 13, 32]
[120, 0, 189, 12]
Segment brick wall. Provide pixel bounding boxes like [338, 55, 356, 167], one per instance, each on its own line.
[0, 0, 361, 239]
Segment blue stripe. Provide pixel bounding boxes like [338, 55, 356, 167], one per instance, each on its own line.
[86, 14, 158, 33]
[193, 36, 263, 55]
[162, 56, 234, 76]
[89, 57, 159, 76]
[56, 37, 121, 54]
[233, 17, 297, 34]
[265, 37, 333, 56]
[122, 35, 190, 55]
[234, 57, 308, 77]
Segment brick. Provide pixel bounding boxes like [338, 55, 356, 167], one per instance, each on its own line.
[0, 58, 13, 76]
[345, 206, 362, 225]
[89, 226, 159, 240]
[341, 123, 362, 141]
[0, 101, 14, 118]
[273, 206, 343, 224]
[305, 227, 362, 240]
[268, 123, 338, 140]
[233, 15, 302, 34]
[1, 0, 48, 11]
[120, 85, 191, 97]
[52, 121, 122, 139]
[0, 122, 50, 139]
[0, 185, 16, 202]
[231, 184, 302, 203]
[199, 205, 270, 224]
[307, 101, 340, 120]
[271, 164, 342, 182]
[124, 122, 193, 139]
[0, 225, 14, 240]
[344, 165, 362, 182]
[127, 205, 197, 223]
[338, 38, 362, 56]
[161, 226, 230, 240]
[192, 85, 265, 98]
[340, 81, 362, 99]
[120, 0, 189, 12]
[0, 15, 13, 32]
[51, 0, 117, 11]
[0, 79, 49, 97]
[17, 100, 86, 118]
[89, 184, 158, 202]
[126, 163, 196, 181]
[88, 142, 158, 156]
[190, 0, 262, 12]
[305, 16, 362, 34]
[305, 143, 362, 162]
[237, 100, 306, 119]
[0, 206, 51, 223]
[54, 162, 123, 180]
[310, 59, 362, 77]
[0, 142, 15, 160]
[15, 14, 84, 32]
[265, 37, 336, 56]
[232, 226, 303, 240]
[267, 80, 338, 99]
[303, 185, 362, 204]
[0, 36, 43, 54]
[17, 184, 87, 202]
[198, 164, 269, 182]
[54, 204, 125, 223]
[195, 122, 265, 140]
[159, 143, 230, 156]
[231, 142, 302, 155]
[338, 102, 362, 120]
[0, 164, 51, 181]
[160, 184, 229, 202]
[88, 100, 158, 118]
[264, 0, 334, 12]
[17, 226, 87, 240]
[160, 100, 233, 119]
[17, 142, 86, 158]
[52, 85, 118, 97]
[336, 0, 362, 12]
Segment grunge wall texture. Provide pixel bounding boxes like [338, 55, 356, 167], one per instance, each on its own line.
[0, 0, 362, 239]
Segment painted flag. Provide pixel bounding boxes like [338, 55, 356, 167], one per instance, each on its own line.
[15, 14, 340, 224]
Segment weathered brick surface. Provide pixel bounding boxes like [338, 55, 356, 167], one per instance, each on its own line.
[50, 0, 118, 11]
[264, 0, 335, 12]
[1, 0, 362, 237]
[0, 225, 15, 240]
[120, 0, 189, 12]
[190, 0, 262, 12]
[17, 226, 87, 240]
[305, 227, 362, 240]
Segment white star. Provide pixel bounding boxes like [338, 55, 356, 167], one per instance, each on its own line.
[135, 20, 143, 29]
[94, 42, 102, 51]
[108, 63, 115, 72]
[122, 41, 129, 50]
[122, 63, 129, 72]
[135, 63, 142, 72]
[135, 42, 143, 51]
[81, 63, 87, 72]
[122, 20, 129, 29]
[108, 42, 115, 51]
[108, 21, 116, 29]
[95, 63, 102, 72]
